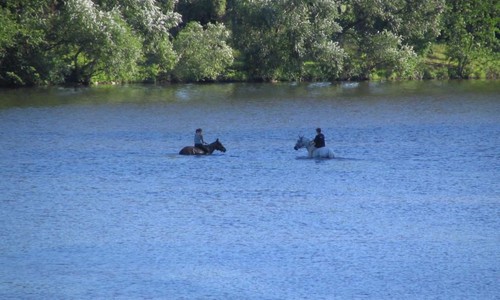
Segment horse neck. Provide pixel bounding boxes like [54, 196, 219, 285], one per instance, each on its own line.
[306, 144, 316, 157]
[306, 144, 316, 151]
[205, 141, 217, 154]
[301, 138, 314, 150]
[302, 138, 316, 155]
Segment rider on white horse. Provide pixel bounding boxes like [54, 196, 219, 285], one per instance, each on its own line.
[313, 128, 325, 148]
[294, 132, 335, 159]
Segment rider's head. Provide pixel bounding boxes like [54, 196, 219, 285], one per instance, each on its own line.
[316, 128, 321, 133]
[196, 128, 202, 133]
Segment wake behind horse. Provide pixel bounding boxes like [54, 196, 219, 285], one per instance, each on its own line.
[179, 139, 226, 155]
[294, 136, 335, 158]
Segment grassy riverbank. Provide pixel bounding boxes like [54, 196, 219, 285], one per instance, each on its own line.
[368, 44, 499, 81]
[425, 44, 499, 80]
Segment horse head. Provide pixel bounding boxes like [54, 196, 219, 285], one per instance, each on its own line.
[294, 136, 309, 150]
[213, 138, 227, 152]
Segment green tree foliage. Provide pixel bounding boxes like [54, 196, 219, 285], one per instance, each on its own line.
[337, 0, 444, 79]
[110, 0, 181, 81]
[0, 0, 58, 86]
[229, 0, 444, 81]
[0, 7, 19, 85]
[56, 0, 182, 84]
[231, 0, 345, 81]
[442, 0, 499, 78]
[177, 0, 227, 24]
[54, 0, 143, 84]
[0, 7, 17, 58]
[0, 0, 181, 86]
[172, 22, 233, 81]
[0, 0, 496, 86]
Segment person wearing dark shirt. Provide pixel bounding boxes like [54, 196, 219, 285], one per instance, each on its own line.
[313, 127, 325, 148]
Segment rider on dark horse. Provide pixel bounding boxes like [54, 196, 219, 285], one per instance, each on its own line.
[194, 128, 209, 153]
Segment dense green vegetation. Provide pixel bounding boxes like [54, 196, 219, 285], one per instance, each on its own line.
[0, 0, 498, 87]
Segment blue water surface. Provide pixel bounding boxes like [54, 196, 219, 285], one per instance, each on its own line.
[0, 81, 499, 299]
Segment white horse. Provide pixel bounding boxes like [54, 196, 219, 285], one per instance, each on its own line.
[294, 136, 335, 159]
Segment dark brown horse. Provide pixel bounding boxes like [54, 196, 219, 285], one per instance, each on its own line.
[179, 139, 227, 155]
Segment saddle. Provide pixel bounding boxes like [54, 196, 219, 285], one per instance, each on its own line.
[194, 146, 207, 154]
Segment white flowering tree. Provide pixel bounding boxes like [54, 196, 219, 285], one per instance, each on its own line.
[58, 0, 181, 84]
[114, 0, 181, 81]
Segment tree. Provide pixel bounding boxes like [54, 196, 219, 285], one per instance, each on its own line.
[172, 22, 234, 81]
[52, 0, 143, 84]
[0, 7, 17, 59]
[55, 0, 182, 84]
[0, 0, 182, 86]
[442, 0, 499, 78]
[337, 0, 444, 79]
[1, 0, 494, 85]
[110, 0, 181, 81]
[230, 0, 344, 81]
[176, 0, 227, 25]
[0, 7, 20, 85]
[0, 0, 59, 86]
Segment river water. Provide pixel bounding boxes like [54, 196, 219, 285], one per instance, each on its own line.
[0, 81, 499, 299]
